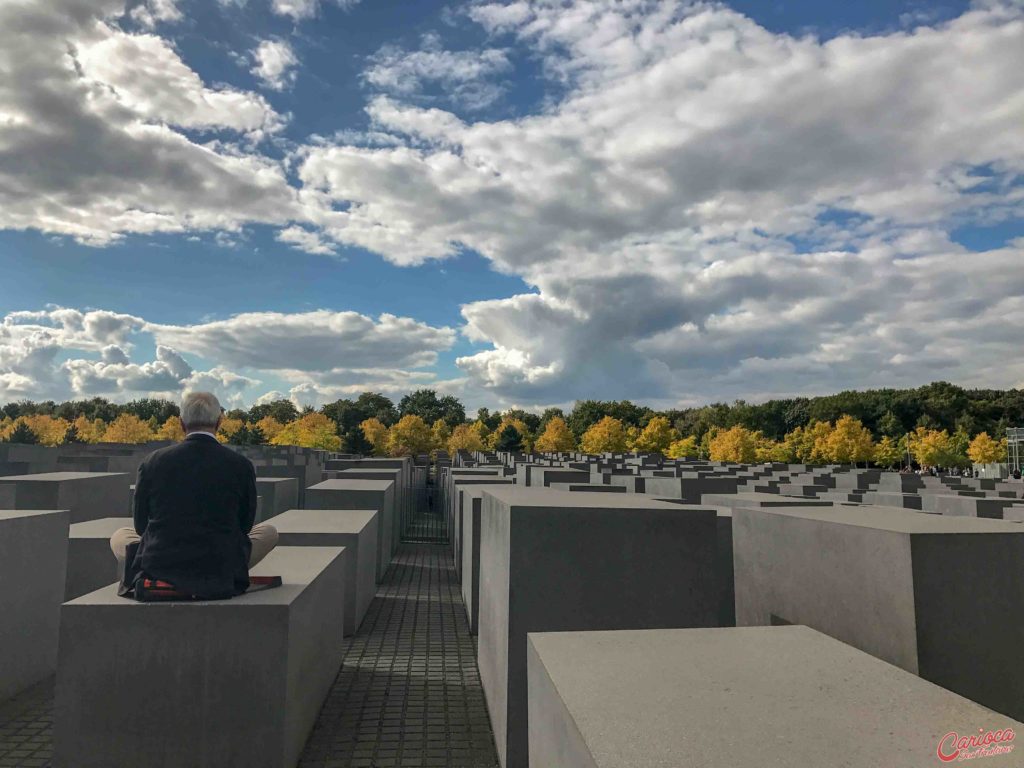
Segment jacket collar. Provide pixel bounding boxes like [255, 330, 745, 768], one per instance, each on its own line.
[184, 432, 219, 442]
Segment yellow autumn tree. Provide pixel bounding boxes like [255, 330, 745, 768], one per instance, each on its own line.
[666, 435, 699, 459]
[386, 415, 434, 457]
[20, 415, 70, 446]
[968, 432, 1006, 464]
[909, 427, 959, 467]
[360, 417, 389, 456]
[271, 412, 342, 450]
[469, 420, 490, 444]
[0, 417, 12, 441]
[534, 416, 576, 452]
[448, 423, 486, 454]
[254, 415, 285, 442]
[708, 425, 760, 463]
[216, 417, 244, 444]
[103, 414, 155, 444]
[155, 416, 185, 442]
[823, 415, 875, 465]
[431, 419, 452, 453]
[580, 416, 630, 454]
[632, 416, 675, 453]
[71, 415, 107, 443]
[873, 436, 902, 468]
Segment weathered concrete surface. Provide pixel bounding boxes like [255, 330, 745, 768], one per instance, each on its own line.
[0, 509, 70, 701]
[265, 508, 378, 635]
[53, 546, 347, 768]
[66, 517, 128, 600]
[734, 504, 1024, 721]
[702, 491, 831, 510]
[478, 487, 717, 768]
[0, 472, 131, 523]
[306, 479, 395, 581]
[527, 626, 1024, 768]
[254, 477, 299, 523]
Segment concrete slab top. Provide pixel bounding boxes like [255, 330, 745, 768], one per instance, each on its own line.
[0, 472, 128, 482]
[308, 479, 395, 492]
[703, 492, 831, 507]
[480, 486, 684, 510]
[529, 626, 1023, 768]
[336, 468, 400, 476]
[254, 477, 298, 485]
[267, 508, 378, 534]
[736, 504, 1024, 534]
[0, 509, 69, 522]
[65, 546, 345, 607]
[69, 517, 132, 537]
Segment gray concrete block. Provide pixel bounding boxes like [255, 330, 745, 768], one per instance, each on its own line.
[53, 546, 347, 768]
[527, 626, 1024, 768]
[306, 479, 395, 581]
[478, 487, 718, 768]
[702, 491, 831, 510]
[643, 476, 740, 502]
[0, 471, 132, 523]
[734, 504, 1024, 721]
[0, 509, 70, 701]
[254, 478, 299, 523]
[66, 517, 128, 600]
[265, 508, 378, 635]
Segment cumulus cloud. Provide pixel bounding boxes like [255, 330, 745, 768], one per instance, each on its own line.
[364, 33, 512, 110]
[271, 0, 361, 21]
[147, 310, 456, 371]
[129, 0, 183, 28]
[251, 39, 300, 91]
[294, 0, 1024, 404]
[0, 306, 455, 406]
[0, 0, 304, 246]
[5, 1, 1024, 407]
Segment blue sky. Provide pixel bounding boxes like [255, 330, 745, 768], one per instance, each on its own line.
[1, 0, 1022, 411]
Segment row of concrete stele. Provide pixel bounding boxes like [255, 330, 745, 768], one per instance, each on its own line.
[437, 452, 1024, 768]
[0, 442, 416, 768]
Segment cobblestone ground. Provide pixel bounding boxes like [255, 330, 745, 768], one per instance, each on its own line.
[299, 543, 499, 768]
[0, 543, 498, 768]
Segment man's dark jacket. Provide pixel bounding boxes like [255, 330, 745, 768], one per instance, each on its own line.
[131, 433, 258, 598]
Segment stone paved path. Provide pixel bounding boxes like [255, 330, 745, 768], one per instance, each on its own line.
[0, 542, 499, 768]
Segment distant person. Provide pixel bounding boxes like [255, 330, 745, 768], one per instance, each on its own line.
[111, 392, 278, 599]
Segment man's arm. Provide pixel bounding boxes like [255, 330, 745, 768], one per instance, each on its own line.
[133, 461, 150, 535]
[240, 460, 257, 535]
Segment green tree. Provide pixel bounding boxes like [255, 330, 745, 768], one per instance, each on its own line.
[494, 425, 524, 452]
[398, 390, 466, 427]
[6, 421, 39, 444]
[249, 399, 299, 425]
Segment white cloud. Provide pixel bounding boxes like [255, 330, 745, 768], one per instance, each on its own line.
[276, 225, 338, 255]
[129, 0, 183, 28]
[147, 310, 456, 371]
[251, 39, 300, 91]
[364, 33, 512, 110]
[296, 0, 1024, 404]
[0, 306, 455, 407]
[271, 0, 361, 21]
[0, 0, 304, 246]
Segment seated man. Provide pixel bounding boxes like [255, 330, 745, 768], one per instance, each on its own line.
[111, 391, 278, 599]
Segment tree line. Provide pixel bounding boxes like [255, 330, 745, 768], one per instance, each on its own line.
[0, 382, 1020, 466]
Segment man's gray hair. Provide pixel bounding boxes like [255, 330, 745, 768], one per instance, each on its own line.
[180, 391, 223, 430]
